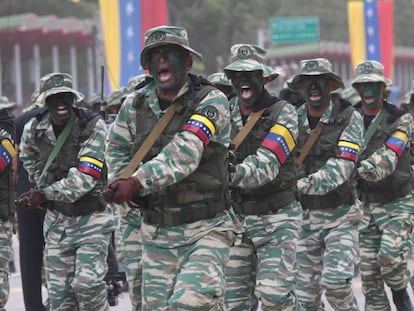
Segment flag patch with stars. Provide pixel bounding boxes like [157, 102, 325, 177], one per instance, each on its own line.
[0, 138, 15, 170]
[78, 156, 104, 178]
[182, 114, 216, 146]
[261, 124, 295, 164]
[386, 130, 408, 157]
[336, 140, 360, 162]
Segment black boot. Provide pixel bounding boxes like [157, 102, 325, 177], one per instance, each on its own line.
[392, 288, 414, 311]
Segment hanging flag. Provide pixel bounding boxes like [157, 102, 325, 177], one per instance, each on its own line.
[347, 0, 394, 79]
[99, 0, 168, 92]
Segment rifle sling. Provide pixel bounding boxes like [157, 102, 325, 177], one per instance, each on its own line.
[296, 121, 324, 166]
[120, 103, 177, 178]
[231, 108, 266, 150]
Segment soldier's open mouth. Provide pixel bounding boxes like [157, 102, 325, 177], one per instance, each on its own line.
[363, 96, 375, 104]
[240, 85, 253, 100]
[158, 69, 172, 82]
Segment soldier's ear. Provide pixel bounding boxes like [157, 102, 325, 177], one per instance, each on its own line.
[185, 54, 193, 71]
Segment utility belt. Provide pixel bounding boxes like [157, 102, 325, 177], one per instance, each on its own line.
[45, 193, 106, 217]
[143, 190, 229, 226]
[231, 190, 297, 216]
[300, 192, 355, 210]
[359, 182, 411, 204]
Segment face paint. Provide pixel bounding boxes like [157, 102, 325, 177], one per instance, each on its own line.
[303, 78, 330, 108]
[45, 92, 74, 123]
[148, 45, 188, 93]
[358, 83, 382, 109]
[230, 71, 263, 107]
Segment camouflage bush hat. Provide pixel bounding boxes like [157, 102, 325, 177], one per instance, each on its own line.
[127, 73, 151, 91]
[106, 87, 128, 110]
[262, 64, 279, 82]
[351, 60, 392, 87]
[140, 25, 202, 70]
[290, 58, 344, 89]
[207, 72, 232, 87]
[224, 44, 268, 77]
[40, 73, 84, 105]
[330, 87, 361, 106]
[0, 96, 16, 110]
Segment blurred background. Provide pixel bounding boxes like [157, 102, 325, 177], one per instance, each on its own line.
[0, 0, 412, 112]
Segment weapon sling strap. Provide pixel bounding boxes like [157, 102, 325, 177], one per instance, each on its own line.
[363, 107, 387, 147]
[296, 121, 324, 166]
[120, 103, 177, 178]
[231, 108, 266, 150]
[38, 112, 76, 184]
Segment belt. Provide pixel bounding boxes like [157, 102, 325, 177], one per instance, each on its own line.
[233, 191, 296, 215]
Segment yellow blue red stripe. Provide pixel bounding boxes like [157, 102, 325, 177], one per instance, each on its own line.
[0, 138, 15, 170]
[182, 114, 216, 146]
[336, 140, 360, 162]
[386, 130, 408, 157]
[261, 124, 295, 164]
[78, 156, 104, 178]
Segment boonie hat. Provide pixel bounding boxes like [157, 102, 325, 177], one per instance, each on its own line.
[0, 96, 16, 110]
[224, 44, 268, 77]
[40, 73, 84, 105]
[140, 25, 202, 70]
[207, 72, 232, 87]
[290, 58, 344, 89]
[351, 60, 392, 87]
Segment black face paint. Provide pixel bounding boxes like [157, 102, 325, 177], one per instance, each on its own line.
[148, 45, 188, 93]
[358, 83, 382, 109]
[230, 71, 263, 107]
[45, 92, 74, 123]
[303, 78, 330, 108]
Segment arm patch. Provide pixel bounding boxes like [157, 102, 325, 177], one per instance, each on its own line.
[261, 124, 295, 164]
[78, 156, 104, 178]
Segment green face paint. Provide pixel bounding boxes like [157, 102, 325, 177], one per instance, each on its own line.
[360, 83, 382, 109]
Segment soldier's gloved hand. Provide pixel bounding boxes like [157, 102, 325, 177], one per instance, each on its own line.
[18, 189, 46, 208]
[106, 177, 142, 204]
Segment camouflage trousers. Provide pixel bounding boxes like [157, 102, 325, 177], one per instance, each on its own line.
[359, 215, 413, 311]
[224, 202, 302, 311]
[0, 220, 12, 311]
[142, 230, 232, 311]
[295, 220, 359, 311]
[44, 230, 111, 311]
[116, 220, 142, 311]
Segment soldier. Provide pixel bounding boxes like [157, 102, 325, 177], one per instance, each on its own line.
[292, 58, 363, 310]
[222, 43, 301, 310]
[352, 60, 414, 311]
[0, 96, 16, 311]
[104, 25, 241, 310]
[207, 72, 235, 99]
[18, 73, 116, 311]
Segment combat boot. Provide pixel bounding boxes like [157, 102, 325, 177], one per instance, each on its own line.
[392, 287, 414, 311]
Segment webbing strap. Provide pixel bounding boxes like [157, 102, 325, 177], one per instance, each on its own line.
[296, 122, 324, 166]
[231, 108, 265, 150]
[363, 108, 388, 147]
[120, 103, 177, 178]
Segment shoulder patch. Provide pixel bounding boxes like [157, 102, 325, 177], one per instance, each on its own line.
[200, 106, 219, 123]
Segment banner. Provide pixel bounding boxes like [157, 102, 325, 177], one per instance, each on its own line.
[347, 0, 394, 79]
[99, 0, 168, 92]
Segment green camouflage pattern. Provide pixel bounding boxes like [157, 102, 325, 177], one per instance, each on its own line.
[127, 74, 151, 92]
[357, 109, 414, 310]
[224, 44, 265, 74]
[290, 58, 344, 90]
[39, 72, 84, 105]
[207, 72, 232, 87]
[140, 25, 202, 70]
[0, 221, 12, 310]
[19, 111, 116, 310]
[106, 77, 242, 310]
[105, 87, 128, 109]
[0, 96, 15, 110]
[224, 91, 301, 310]
[351, 60, 392, 87]
[295, 100, 364, 310]
[115, 219, 142, 311]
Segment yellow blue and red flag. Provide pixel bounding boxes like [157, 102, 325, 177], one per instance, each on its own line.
[347, 0, 394, 79]
[99, 0, 168, 92]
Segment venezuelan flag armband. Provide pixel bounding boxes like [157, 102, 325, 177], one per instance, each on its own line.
[0, 138, 16, 170]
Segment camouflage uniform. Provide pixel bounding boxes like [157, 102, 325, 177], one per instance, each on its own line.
[105, 26, 241, 311]
[353, 60, 414, 310]
[0, 100, 16, 311]
[19, 73, 116, 311]
[221, 44, 301, 311]
[292, 58, 363, 311]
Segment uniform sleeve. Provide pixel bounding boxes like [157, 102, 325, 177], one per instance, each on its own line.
[231, 102, 298, 189]
[358, 112, 413, 181]
[133, 89, 230, 195]
[298, 110, 364, 195]
[19, 118, 43, 183]
[0, 128, 16, 171]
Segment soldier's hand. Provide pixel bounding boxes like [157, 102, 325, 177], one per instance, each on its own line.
[106, 177, 142, 204]
[18, 189, 46, 208]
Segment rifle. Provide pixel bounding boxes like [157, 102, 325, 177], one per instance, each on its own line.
[99, 65, 106, 118]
